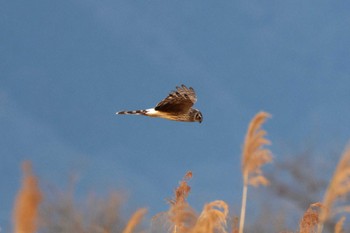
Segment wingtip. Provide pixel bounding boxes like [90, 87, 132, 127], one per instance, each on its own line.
[180, 84, 191, 90]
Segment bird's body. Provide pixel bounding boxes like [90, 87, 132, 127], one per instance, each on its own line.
[116, 85, 203, 123]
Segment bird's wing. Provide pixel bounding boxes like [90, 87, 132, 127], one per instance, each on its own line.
[155, 84, 197, 113]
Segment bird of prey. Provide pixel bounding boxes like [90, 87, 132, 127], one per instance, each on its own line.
[116, 84, 202, 123]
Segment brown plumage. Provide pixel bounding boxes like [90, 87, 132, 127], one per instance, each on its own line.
[116, 85, 203, 123]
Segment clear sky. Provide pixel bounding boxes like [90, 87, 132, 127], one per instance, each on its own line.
[1, 0, 350, 230]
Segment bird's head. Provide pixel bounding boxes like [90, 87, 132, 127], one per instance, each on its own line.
[193, 110, 203, 123]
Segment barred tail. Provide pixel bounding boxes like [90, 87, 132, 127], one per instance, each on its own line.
[116, 109, 147, 115]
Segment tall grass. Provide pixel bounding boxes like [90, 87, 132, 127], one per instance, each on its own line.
[9, 112, 350, 233]
[317, 145, 350, 233]
[239, 112, 273, 233]
[153, 171, 229, 233]
[299, 202, 322, 233]
[122, 208, 147, 233]
[334, 216, 346, 233]
[191, 200, 228, 233]
[169, 171, 196, 233]
[12, 161, 42, 233]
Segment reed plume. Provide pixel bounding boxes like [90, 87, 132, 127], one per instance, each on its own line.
[122, 208, 147, 233]
[152, 171, 197, 233]
[170, 171, 193, 206]
[239, 112, 272, 233]
[191, 200, 229, 233]
[299, 202, 321, 233]
[12, 161, 42, 233]
[317, 145, 350, 233]
[169, 172, 229, 233]
[334, 216, 345, 233]
[169, 171, 197, 233]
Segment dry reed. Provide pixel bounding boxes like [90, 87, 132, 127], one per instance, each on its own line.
[231, 216, 239, 233]
[152, 171, 197, 233]
[12, 161, 42, 233]
[299, 202, 321, 233]
[334, 216, 345, 233]
[241, 112, 272, 187]
[170, 171, 193, 205]
[239, 112, 272, 233]
[317, 145, 350, 233]
[153, 171, 230, 233]
[13, 114, 350, 233]
[168, 171, 197, 233]
[191, 200, 229, 233]
[122, 208, 147, 233]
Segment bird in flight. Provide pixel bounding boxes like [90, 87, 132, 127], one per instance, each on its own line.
[116, 84, 203, 123]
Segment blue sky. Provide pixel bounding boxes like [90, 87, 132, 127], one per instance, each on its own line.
[1, 0, 350, 230]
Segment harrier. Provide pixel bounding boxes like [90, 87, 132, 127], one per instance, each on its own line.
[116, 85, 202, 123]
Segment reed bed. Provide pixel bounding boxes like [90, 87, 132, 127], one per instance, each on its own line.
[9, 112, 350, 233]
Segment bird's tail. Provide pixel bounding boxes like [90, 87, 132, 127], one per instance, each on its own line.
[116, 109, 147, 115]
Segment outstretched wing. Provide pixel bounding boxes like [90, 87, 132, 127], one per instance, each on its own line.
[155, 84, 197, 113]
